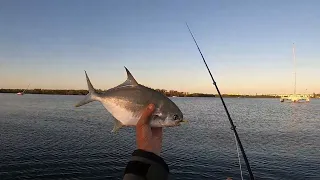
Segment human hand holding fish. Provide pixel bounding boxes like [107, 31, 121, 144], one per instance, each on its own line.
[136, 103, 162, 155]
[123, 103, 170, 180]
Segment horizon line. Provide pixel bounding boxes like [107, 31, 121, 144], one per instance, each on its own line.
[0, 88, 318, 96]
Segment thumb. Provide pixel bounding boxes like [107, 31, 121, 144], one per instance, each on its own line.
[137, 104, 155, 126]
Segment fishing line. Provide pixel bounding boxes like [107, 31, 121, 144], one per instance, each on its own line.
[186, 23, 255, 180]
[234, 132, 244, 180]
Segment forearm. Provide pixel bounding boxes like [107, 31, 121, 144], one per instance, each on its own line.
[123, 149, 169, 180]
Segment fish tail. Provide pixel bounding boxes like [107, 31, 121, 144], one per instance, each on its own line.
[75, 71, 99, 107]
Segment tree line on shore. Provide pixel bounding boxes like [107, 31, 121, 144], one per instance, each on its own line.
[0, 88, 306, 98]
[0, 88, 215, 97]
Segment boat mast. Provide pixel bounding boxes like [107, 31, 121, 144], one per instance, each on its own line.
[22, 84, 30, 93]
[293, 43, 296, 96]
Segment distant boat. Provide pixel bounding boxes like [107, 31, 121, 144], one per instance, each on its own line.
[280, 43, 310, 103]
[17, 84, 30, 95]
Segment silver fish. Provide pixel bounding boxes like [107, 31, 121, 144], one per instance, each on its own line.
[75, 67, 185, 132]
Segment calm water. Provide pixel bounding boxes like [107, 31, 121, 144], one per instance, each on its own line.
[0, 94, 319, 180]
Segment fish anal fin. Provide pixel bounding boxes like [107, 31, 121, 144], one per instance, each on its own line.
[111, 119, 123, 133]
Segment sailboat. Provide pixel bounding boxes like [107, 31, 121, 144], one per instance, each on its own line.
[17, 84, 30, 95]
[280, 43, 310, 103]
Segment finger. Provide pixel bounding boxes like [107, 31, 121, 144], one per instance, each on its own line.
[151, 127, 163, 138]
[136, 104, 155, 150]
[137, 104, 155, 127]
[151, 127, 163, 144]
[151, 127, 163, 155]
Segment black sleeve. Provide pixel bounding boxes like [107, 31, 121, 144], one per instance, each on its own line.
[123, 149, 169, 180]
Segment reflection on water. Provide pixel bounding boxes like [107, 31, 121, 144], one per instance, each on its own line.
[0, 94, 319, 180]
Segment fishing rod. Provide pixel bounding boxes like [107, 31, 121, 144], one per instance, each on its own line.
[186, 23, 255, 180]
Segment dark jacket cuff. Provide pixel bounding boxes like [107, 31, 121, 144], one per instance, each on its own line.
[132, 149, 169, 172]
[123, 149, 169, 180]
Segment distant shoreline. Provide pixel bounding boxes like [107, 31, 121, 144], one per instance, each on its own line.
[0, 88, 293, 98]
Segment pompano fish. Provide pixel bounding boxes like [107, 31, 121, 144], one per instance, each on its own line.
[75, 67, 185, 132]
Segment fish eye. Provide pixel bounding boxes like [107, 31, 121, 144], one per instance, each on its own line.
[173, 114, 179, 120]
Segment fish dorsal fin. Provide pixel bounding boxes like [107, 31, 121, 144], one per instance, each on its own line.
[111, 119, 123, 133]
[123, 66, 138, 86]
[113, 67, 139, 89]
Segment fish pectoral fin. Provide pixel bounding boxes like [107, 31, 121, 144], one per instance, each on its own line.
[111, 119, 123, 133]
[153, 108, 163, 116]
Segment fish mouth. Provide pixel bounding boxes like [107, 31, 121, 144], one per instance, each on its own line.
[175, 119, 188, 125]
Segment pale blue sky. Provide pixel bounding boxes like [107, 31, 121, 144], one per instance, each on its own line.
[1, 0, 319, 94]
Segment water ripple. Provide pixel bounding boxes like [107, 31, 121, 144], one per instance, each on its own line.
[0, 95, 319, 179]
